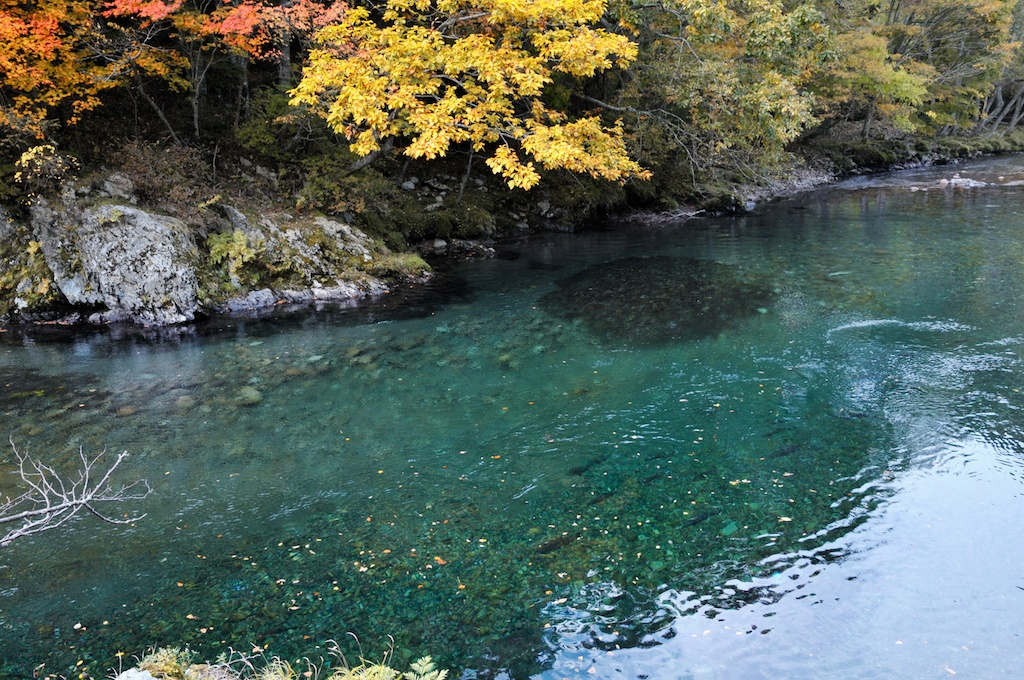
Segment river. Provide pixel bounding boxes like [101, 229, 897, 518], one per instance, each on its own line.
[3, 156, 1024, 679]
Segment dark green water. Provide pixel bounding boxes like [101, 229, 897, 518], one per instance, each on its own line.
[3, 157, 1024, 679]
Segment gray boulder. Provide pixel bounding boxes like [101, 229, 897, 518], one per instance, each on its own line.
[31, 201, 200, 326]
[99, 172, 137, 203]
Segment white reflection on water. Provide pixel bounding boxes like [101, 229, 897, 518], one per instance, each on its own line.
[537, 436, 1024, 678]
[537, 441, 1024, 679]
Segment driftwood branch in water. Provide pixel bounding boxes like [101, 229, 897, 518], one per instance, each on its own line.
[0, 437, 152, 547]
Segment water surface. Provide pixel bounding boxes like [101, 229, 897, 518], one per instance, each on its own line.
[3, 157, 1024, 678]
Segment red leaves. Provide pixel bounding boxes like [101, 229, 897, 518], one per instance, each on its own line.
[103, 0, 186, 23]
[100, 0, 350, 63]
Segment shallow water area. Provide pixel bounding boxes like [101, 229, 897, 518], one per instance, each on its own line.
[3, 157, 1024, 678]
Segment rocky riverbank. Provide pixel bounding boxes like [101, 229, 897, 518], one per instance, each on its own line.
[0, 173, 431, 327]
[4, 131, 1024, 329]
[629, 130, 1024, 223]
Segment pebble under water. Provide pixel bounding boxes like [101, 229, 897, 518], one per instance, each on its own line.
[3, 157, 1024, 678]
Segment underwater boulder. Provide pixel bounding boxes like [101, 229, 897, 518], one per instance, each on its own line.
[539, 256, 775, 346]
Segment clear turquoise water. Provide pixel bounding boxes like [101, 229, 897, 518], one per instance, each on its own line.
[3, 157, 1024, 678]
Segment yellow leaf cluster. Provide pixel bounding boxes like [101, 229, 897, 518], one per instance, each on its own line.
[523, 118, 650, 182]
[291, 0, 648, 189]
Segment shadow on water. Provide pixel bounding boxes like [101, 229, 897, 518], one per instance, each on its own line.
[0, 270, 473, 350]
[538, 256, 776, 347]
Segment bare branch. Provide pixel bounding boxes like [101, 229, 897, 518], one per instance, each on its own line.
[577, 94, 704, 173]
[0, 437, 152, 548]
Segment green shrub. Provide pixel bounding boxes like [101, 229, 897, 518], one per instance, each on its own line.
[207, 229, 263, 276]
[238, 88, 340, 164]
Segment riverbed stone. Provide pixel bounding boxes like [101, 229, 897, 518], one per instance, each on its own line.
[236, 386, 263, 405]
[175, 394, 197, 411]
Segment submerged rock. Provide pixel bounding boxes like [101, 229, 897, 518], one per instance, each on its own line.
[175, 394, 197, 411]
[539, 256, 776, 346]
[236, 386, 263, 406]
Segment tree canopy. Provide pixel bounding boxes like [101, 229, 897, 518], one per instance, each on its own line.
[2, 0, 1024, 197]
[290, 0, 651, 189]
[0, 0, 114, 138]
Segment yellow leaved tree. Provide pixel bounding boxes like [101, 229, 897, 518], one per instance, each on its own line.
[289, 0, 651, 190]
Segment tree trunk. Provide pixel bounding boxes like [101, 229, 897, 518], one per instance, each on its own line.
[861, 101, 875, 141]
[343, 138, 395, 176]
[458, 149, 474, 203]
[886, 0, 903, 25]
[278, 33, 293, 86]
[234, 54, 250, 130]
[188, 44, 219, 139]
[978, 85, 1004, 134]
[192, 49, 204, 139]
[278, 0, 293, 87]
[1003, 86, 1024, 132]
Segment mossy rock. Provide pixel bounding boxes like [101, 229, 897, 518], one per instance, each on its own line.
[0, 227, 66, 317]
[365, 253, 432, 280]
[699, 191, 745, 214]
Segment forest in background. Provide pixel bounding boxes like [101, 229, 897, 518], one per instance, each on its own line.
[5, 0, 1024, 246]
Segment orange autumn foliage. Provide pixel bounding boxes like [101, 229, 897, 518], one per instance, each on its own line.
[0, 0, 114, 138]
[0, 0, 346, 140]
